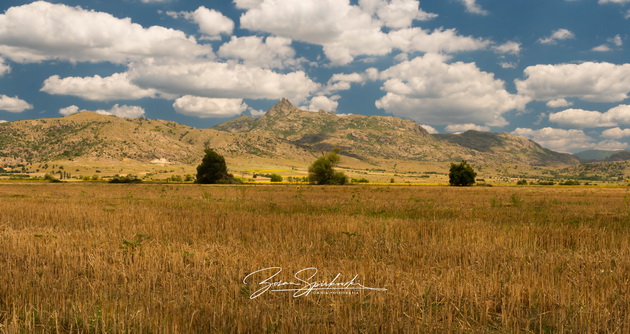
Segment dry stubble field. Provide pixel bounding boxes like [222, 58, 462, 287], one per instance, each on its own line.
[0, 183, 628, 333]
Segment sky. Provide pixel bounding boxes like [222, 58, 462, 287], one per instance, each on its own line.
[0, 0, 629, 153]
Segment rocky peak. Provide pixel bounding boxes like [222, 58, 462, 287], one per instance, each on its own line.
[266, 98, 301, 116]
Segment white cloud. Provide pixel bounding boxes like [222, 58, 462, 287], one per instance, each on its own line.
[592, 45, 612, 52]
[602, 127, 630, 139]
[307, 95, 339, 112]
[173, 96, 247, 118]
[41, 73, 159, 101]
[593, 35, 623, 52]
[549, 105, 630, 128]
[626, 9, 630, 19]
[0, 2, 210, 64]
[546, 98, 572, 108]
[239, 0, 391, 65]
[389, 27, 489, 54]
[594, 140, 628, 150]
[538, 29, 575, 45]
[459, 0, 488, 15]
[598, 0, 630, 4]
[95, 104, 145, 118]
[359, 0, 437, 28]
[218, 36, 299, 69]
[237, 0, 482, 65]
[0, 95, 32, 112]
[141, 0, 170, 3]
[375, 54, 527, 126]
[192, 7, 233, 38]
[0, 58, 9, 76]
[610, 35, 623, 47]
[128, 59, 319, 103]
[499, 62, 518, 69]
[516, 62, 630, 102]
[0, 120, 6, 123]
[445, 123, 490, 133]
[493, 41, 521, 55]
[169, 7, 233, 39]
[323, 72, 370, 93]
[549, 108, 613, 128]
[511, 127, 594, 152]
[59, 105, 80, 116]
[248, 108, 266, 117]
[420, 124, 438, 134]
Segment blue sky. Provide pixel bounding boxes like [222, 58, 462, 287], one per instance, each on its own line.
[0, 0, 629, 152]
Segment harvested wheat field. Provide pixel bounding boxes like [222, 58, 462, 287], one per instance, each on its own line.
[0, 183, 628, 333]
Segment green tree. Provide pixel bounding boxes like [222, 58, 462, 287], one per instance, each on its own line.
[195, 148, 235, 184]
[449, 161, 477, 186]
[269, 174, 283, 182]
[308, 150, 348, 185]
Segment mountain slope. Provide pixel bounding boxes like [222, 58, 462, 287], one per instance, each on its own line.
[0, 99, 579, 167]
[215, 99, 579, 165]
[435, 131, 579, 166]
[574, 150, 622, 161]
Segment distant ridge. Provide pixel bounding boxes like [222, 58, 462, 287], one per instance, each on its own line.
[0, 99, 579, 166]
[574, 149, 630, 161]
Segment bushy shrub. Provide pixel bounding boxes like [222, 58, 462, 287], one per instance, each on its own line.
[109, 175, 142, 183]
[308, 150, 347, 185]
[449, 161, 477, 186]
[195, 148, 237, 184]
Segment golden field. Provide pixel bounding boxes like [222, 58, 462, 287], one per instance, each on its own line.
[0, 183, 628, 333]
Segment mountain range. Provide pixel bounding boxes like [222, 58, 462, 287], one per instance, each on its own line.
[0, 98, 580, 168]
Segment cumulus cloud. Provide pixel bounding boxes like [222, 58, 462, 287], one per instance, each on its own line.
[512, 127, 594, 152]
[445, 124, 490, 133]
[549, 108, 613, 128]
[375, 54, 527, 126]
[0, 95, 32, 112]
[538, 29, 575, 45]
[592, 34, 623, 52]
[389, 27, 489, 54]
[594, 140, 628, 150]
[602, 127, 630, 139]
[0, 1, 210, 64]
[459, 0, 488, 15]
[307, 95, 339, 112]
[359, 0, 437, 28]
[420, 124, 438, 134]
[168, 6, 233, 39]
[237, 0, 483, 65]
[322, 71, 371, 94]
[499, 62, 518, 69]
[549, 105, 630, 128]
[128, 59, 319, 103]
[592, 45, 612, 52]
[546, 98, 572, 108]
[95, 104, 145, 118]
[41, 73, 159, 101]
[239, 0, 391, 65]
[493, 41, 521, 55]
[516, 62, 630, 102]
[218, 36, 299, 69]
[173, 96, 247, 118]
[59, 105, 80, 116]
[0, 58, 9, 76]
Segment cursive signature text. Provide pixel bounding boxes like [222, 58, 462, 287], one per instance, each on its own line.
[242, 267, 387, 299]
